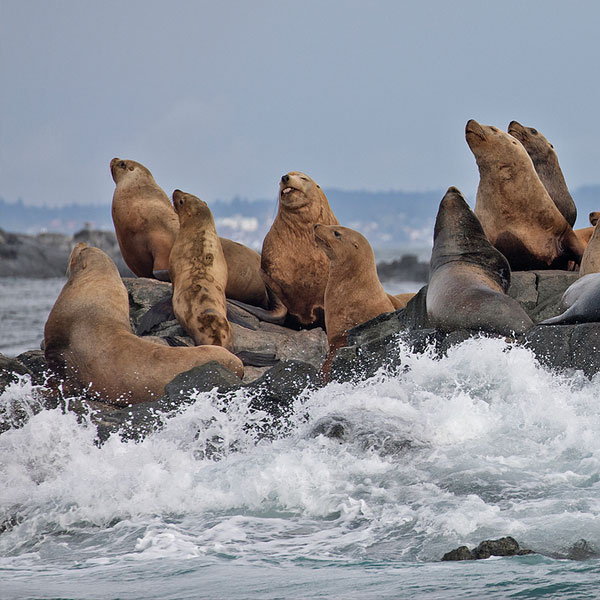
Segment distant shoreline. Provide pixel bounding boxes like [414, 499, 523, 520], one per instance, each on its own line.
[0, 228, 430, 282]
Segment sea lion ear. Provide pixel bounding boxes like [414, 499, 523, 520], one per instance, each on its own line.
[128, 164, 134, 171]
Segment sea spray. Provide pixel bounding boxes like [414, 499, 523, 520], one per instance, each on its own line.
[2, 337, 600, 597]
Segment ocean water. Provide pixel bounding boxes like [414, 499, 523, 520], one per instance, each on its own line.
[2, 278, 600, 599]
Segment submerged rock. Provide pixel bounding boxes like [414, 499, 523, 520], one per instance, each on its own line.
[442, 536, 533, 561]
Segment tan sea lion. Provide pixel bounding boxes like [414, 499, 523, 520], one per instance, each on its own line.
[466, 120, 584, 270]
[573, 214, 600, 250]
[258, 172, 339, 328]
[426, 187, 533, 335]
[169, 190, 233, 350]
[507, 121, 577, 227]
[110, 158, 178, 281]
[314, 224, 395, 372]
[110, 158, 277, 311]
[44, 243, 243, 406]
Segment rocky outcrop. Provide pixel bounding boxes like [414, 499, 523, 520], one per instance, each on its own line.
[0, 228, 133, 277]
[2, 268, 599, 444]
[330, 270, 600, 383]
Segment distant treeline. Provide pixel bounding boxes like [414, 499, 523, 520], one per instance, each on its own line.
[2, 185, 598, 246]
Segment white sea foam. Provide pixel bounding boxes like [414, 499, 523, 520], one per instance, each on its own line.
[2, 336, 600, 573]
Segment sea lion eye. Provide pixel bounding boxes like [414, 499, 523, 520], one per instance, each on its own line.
[334, 231, 341, 238]
[530, 129, 538, 135]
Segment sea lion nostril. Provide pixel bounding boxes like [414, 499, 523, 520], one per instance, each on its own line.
[281, 174, 289, 184]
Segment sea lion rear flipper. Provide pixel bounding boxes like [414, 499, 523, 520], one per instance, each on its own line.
[136, 297, 175, 335]
[235, 351, 279, 367]
[227, 286, 288, 325]
[226, 303, 259, 330]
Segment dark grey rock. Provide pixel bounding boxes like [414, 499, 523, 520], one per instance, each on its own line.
[15, 350, 48, 386]
[508, 271, 538, 311]
[442, 536, 533, 561]
[244, 360, 321, 421]
[471, 536, 532, 559]
[0, 228, 131, 278]
[569, 324, 600, 378]
[521, 325, 573, 372]
[0, 354, 31, 393]
[94, 360, 320, 443]
[509, 270, 579, 323]
[441, 546, 473, 561]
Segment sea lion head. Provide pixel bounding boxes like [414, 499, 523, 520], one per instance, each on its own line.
[507, 121, 555, 163]
[431, 186, 511, 290]
[172, 189, 214, 224]
[110, 158, 155, 185]
[465, 120, 528, 176]
[279, 171, 326, 212]
[314, 224, 366, 262]
[67, 242, 89, 276]
[67, 242, 117, 279]
[590, 212, 600, 227]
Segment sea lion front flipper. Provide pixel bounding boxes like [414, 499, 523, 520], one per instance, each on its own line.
[136, 297, 175, 335]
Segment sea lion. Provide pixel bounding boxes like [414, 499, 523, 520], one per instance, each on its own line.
[169, 190, 233, 350]
[110, 158, 178, 281]
[44, 243, 243, 406]
[465, 120, 584, 270]
[575, 227, 594, 246]
[426, 187, 533, 335]
[573, 213, 600, 251]
[314, 224, 395, 372]
[259, 171, 339, 328]
[110, 158, 277, 311]
[507, 121, 577, 227]
[540, 273, 600, 325]
[580, 221, 600, 275]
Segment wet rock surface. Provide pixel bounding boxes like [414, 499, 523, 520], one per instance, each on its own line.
[0, 228, 133, 278]
[441, 537, 534, 561]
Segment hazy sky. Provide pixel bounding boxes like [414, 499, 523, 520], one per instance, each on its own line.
[2, 0, 600, 210]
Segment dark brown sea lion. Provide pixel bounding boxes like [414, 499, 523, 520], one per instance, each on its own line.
[426, 187, 533, 335]
[466, 120, 584, 270]
[507, 121, 577, 227]
[44, 243, 243, 406]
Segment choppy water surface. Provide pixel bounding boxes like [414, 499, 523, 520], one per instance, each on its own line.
[3, 335, 600, 599]
[0, 277, 66, 357]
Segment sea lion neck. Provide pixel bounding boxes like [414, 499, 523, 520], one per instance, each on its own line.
[431, 188, 511, 291]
